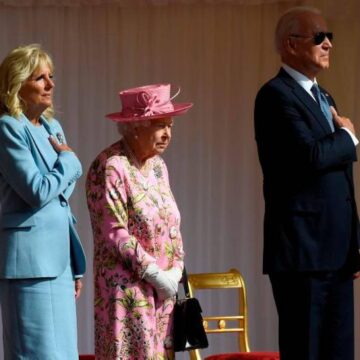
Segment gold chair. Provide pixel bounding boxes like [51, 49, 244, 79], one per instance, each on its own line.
[187, 269, 279, 360]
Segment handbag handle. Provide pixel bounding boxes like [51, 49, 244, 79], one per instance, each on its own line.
[179, 267, 191, 299]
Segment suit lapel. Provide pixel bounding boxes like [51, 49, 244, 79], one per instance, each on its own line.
[22, 114, 57, 171]
[40, 115, 59, 138]
[278, 69, 333, 134]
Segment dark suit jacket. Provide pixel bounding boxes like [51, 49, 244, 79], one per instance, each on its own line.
[255, 68, 360, 274]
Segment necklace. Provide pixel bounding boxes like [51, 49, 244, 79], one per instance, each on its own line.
[122, 138, 152, 191]
[122, 138, 152, 176]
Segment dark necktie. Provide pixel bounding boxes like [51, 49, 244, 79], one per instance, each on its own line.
[311, 84, 334, 132]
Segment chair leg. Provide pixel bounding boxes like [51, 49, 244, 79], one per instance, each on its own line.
[189, 349, 201, 360]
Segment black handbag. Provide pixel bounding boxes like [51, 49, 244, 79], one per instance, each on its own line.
[173, 267, 209, 352]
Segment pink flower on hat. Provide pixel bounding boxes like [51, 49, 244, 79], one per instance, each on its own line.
[106, 84, 192, 122]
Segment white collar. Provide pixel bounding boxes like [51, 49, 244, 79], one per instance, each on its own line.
[282, 64, 317, 95]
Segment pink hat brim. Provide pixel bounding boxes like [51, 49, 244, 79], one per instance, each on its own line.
[106, 102, 193, 122]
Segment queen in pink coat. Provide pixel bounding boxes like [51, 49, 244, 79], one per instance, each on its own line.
[86, 84, 193, 360]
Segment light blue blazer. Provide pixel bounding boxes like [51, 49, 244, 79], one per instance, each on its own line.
[0, 113, 86, 278]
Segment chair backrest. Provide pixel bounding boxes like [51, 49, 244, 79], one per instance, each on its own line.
[187, 268, 250, 360]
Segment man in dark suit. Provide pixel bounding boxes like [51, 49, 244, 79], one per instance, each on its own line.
[254, 6, 360, 360]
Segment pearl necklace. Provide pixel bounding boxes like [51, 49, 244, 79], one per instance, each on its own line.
[122, 138, 152, 178]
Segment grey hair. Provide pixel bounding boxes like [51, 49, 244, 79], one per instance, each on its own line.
[275, 6, 322, 53]
[116, 120, 151, 137]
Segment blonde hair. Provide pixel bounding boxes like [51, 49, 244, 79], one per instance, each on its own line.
[0, 44, 54, 119]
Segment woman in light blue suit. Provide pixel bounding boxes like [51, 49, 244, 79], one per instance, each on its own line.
[0, 44, 86, 359]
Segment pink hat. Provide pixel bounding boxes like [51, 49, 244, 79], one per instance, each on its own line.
[106, 84, 193, 122]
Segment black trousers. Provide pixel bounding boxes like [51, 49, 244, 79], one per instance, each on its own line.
[270, 270, 354, 360]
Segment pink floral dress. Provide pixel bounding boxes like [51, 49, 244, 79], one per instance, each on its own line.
[86, 139, 184, 360]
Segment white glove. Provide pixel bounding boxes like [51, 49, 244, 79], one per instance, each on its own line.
[163, 267, 182, 297]
[144, 263, 179, 300]
[165, 267, 182, 284]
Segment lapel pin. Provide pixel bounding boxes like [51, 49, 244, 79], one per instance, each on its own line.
[56, 132, 64, 144]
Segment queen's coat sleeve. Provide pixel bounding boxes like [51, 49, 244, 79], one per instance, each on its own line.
[101, 156, 157, 278]
[160, 159, 185, 273]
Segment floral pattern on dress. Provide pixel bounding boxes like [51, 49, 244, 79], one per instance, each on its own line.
[86, 140, 184, 360]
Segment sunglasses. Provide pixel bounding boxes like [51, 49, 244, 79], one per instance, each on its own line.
[290, 32, 333, 45]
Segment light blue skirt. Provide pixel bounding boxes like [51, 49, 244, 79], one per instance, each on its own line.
[0, 263, 78, 360]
